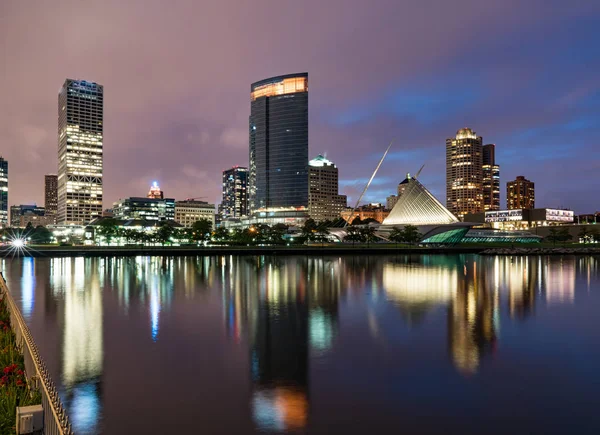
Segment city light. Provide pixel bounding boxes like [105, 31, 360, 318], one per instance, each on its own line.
[11, 238, 25, 248]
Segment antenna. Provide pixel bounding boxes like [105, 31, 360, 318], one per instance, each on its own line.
[344, 139, 394, 227]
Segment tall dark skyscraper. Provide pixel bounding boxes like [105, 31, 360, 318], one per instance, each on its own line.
[57, 79, 103, 225]
[249, 73, 308, 214]
[44, 174, 58, 219]
[507, 176, 535, 210]
[222, 166, 248, 219]
[482, 144, 500, 211]
[0, 157, 7, 227]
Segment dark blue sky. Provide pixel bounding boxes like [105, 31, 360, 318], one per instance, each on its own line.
[2, 0, 599, 213]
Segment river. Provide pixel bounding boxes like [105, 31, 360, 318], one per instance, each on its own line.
[2, 254, 599, 434]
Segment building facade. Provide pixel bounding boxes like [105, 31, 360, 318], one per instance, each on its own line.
[222, 166, 248, 219]
[464, 208, 573, 231]
[308, 155, 347, 222]
[0, 158, 7, 227]
[44, 174, 58, 219]
[482, 144, 500, 211]
[507, 176, 535, 210]
[10, 205, 47, 228]
[112, 197, 175, 221]
[57, 79, 104, 225]
[147, 181, 164, 199]
[446, 128, 483, 219]
[174, 200, 215, 228]
[341, 203, 390, 224]
[249, 73, 309, 215]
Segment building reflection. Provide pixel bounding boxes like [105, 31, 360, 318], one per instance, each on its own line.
[51, 258, 103, 434]
[544, 257, 575, 305]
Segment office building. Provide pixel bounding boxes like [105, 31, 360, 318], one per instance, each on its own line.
[446, 128, 483, 219]
[507, 176, 535, 210]
[222, 166, 248, 219]
[174, 200, 215, 228]
[464, 208, 573, 231]
[482, 144, 500, 211]
[44, 174, 58, 219]
[386, 177, 411, 211]
[10, 204, 52, 228]
[0, 158, 7, 227]
[57, 79, 104, 225]
[147, 181, 164, 199]
[308, 155, 347, 222]
[112, 197, 175, 221]
[249, 73, 309, 215]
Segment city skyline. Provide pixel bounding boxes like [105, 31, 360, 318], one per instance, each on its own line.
[1, 1, 599, 214]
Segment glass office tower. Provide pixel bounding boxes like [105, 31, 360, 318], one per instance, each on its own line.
[57, 79, 103, 225]
[249, 73, 308, 214]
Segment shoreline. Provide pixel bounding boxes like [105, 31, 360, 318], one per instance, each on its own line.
[1, 245, 598, 258]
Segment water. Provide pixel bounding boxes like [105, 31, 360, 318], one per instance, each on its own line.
[2, 254, 600, 434]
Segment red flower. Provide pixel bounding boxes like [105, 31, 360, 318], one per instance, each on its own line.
[3, 367, 10, 374]
[17, 370, 23, 376]
[15, 379, 23, 386]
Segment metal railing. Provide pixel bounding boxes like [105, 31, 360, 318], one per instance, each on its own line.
[0, 273, 74, 435]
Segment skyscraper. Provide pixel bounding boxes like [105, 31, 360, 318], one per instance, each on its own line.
[44, 174, 58, 219]
[507, 176, 535, 210]
[221, 166, 248, 219]
[446, 128, 483, 219]
[147, 181, 164, 199]
[57, 79, 103, 225]
[482, 144, 500, 211]
[249, 73, 308, 214]
[0, 158, 7, 227]
[308, 155, 347, 222]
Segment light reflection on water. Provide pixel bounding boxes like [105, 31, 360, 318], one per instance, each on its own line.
[1, 254, 599, 435]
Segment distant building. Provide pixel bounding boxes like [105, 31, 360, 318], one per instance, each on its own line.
[386, 195, 398, 211]
[446, 128, 484, 219]
[308, 155, 347, 222]
[222, 166, 248, 219]
[147, 181, 164, 199]
[44, 174, 58, 220]
[0, 158, 7, 227]
[57, 79, 103, 225]
[482, 144, 500, 211]
[341, 203, 389, 224]
[10, 204, 49, 228]
[112, 197, 175, 221]
[174, 200, 215, 228]
[465, 208, 573, 230]
[249, 73, 308, 215]
[387, 177, 411, 210]
[102, 209, 114, 217]
[507, 176, 535, 210]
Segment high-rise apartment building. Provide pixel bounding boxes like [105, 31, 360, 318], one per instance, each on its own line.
[308, 155, 347, 222]
[249, 73, 308, 214]
[57, 79, 103, 225]
[507, 176, 535, 210]
[44, 174, 58, 219]
[446, 128, 483, 219]
[0, 158, 7, 227]
[482, 144, 500, 211]
[221, 166, 248, 219]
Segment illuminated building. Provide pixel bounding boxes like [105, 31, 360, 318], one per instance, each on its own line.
[446, 128, 484, 219]
[113, 197, 175, 221]
[464, 208, 574, 231]
[0, 157, 7, 227]
[174, 200, 215, 228]
[308, 155, 347, 222]
[507, 176, 535, 210]
[57, 79, 103, 225]
[10, 204, 52, 228]
[482, 144, 500, 211]
[341, 203, 389, 224]
[249, 73, 308, 216]
[386, 177, 410, 211]
[44, 174, 58, 221]
[147, 181, 164, 199]
[222, 166, 248, 219]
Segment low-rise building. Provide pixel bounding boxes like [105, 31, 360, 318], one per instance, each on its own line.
[464, 208, 574, 230]
[341, 203, 390, 224]
[113, 197, 175, 221]
[10, 204, 47, 227]
[174, 200, 215, 228]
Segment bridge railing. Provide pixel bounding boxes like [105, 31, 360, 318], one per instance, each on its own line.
[0, 273, 73, 435]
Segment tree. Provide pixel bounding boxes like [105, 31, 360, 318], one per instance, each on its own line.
[579, 226, 591, 244]
[95, 218, 119, 245]
[191, 219, 212, 243]
[212, 227, 230, 244]
[389, 227, 405, 248]
[30, 226, 53, 244]
[590, 228, 600, 244]
[545, 227, 560, 246]
[558, 227, 572, 246]
[155, 223, 174, 246]
[344, 226, 365, 246]
[402, 225, 422, 246]
[350, 216, 363, 226]
[302, 219, 318, 244]
[360, 227, 377, 247]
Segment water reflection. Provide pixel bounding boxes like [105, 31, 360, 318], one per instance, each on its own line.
[0, 254, 597, 434]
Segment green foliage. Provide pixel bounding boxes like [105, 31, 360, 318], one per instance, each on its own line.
[95, 218, 119, 244]
[344, 226, 366, 245]
[155, 223, 174, 245]
[191, 219, 212, 242]
[388, 227, 405, 245]
[402, 225, 422, 245]
[360, 227, 378, 246]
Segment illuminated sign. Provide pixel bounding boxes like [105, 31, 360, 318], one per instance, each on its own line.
[485, 209, 523, 222]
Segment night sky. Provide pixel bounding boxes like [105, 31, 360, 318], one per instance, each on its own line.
[2, 0, 599, 213]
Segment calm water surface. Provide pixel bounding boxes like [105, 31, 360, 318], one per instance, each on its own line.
[2, 255, 600, 434]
